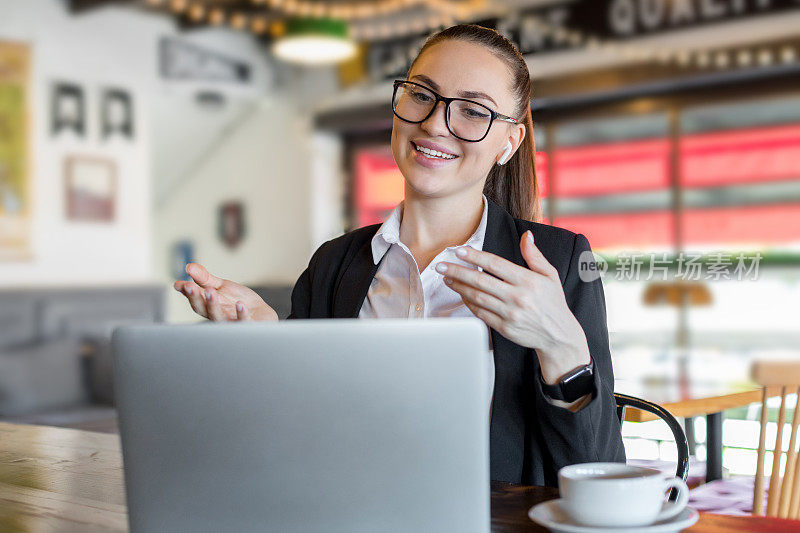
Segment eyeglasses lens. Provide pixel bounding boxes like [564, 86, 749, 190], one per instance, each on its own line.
[393, 82, 492, 142]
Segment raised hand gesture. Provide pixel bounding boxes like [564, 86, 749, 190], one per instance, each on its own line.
[174, 263, 278, 322]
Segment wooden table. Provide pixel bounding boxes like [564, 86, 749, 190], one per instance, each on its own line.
[615, 379, 783, 482]
[1, 422, 795, 532]
[491, 483, 796, 532]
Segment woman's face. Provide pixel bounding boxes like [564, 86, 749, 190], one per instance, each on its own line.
[391, 39, 526, 200]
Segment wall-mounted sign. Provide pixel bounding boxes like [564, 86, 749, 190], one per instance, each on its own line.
[171, 240, 195, 281]
[368, 0, 800, 81]
[557, 0, 800, 40]
[159, 38, 251, 83]
[218, 201, 246, 249]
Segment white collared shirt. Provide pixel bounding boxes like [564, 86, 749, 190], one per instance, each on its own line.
[358, 194, 495, 404]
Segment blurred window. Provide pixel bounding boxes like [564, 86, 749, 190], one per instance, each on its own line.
[680, 96, 800, 249]
[552, 113, 674, 250]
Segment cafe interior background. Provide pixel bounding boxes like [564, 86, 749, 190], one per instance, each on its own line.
[1, 0, 799, 489]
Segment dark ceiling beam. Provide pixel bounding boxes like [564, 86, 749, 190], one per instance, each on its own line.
[68, 0, 138, 14]
[532, 61, 800, 115]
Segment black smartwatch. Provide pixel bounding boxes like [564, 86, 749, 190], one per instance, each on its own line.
[539, 359, 595, 403]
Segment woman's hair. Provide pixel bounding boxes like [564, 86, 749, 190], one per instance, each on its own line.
[407, 24, 541, 222]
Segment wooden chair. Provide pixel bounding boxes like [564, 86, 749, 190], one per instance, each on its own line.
[689, 360, 800, 517]
[751, 360, 800, 518]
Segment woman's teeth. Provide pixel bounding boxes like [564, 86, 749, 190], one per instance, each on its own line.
[414, 143, 457, 160]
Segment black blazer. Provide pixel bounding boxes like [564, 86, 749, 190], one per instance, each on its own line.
[285, 198, 626, 486]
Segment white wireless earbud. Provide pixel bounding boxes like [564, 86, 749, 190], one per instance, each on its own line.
[497, 141, 513, 165]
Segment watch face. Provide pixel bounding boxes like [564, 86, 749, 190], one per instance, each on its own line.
[540, 362, 595, 402]
[563, 364, 592, 384]
[561, 365, 595, 403]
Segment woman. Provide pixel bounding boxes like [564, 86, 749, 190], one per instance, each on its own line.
[174, 24, 626, 486]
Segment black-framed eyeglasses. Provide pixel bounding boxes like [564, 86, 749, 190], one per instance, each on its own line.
[391, 80, 519, 142]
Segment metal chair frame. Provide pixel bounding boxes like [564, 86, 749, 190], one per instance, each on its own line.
[615, 392, 690, 501]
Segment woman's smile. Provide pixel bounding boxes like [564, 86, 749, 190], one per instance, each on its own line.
[410, 140, 461, 169]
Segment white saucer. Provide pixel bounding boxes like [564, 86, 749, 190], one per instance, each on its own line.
[528, 499, 699, 533]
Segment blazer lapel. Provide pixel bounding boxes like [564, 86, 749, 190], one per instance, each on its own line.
[483, 198, 526, 352]
[483, 198, 531, 471]
[332, 228, 382, 318]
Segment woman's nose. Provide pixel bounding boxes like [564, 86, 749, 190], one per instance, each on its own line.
[420, 100, 450, 137]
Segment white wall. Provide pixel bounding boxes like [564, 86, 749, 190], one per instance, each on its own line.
[311, 131, 346, 250]
[0, 0, 345, 322]
[145, 31, 342, 324]
[155, 98, 317, 322]
[0, 0, 162, 286]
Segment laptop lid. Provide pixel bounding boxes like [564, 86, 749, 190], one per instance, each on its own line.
[113, 317, 490, 533]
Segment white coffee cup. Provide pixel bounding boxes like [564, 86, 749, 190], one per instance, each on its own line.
[558, 462, 689, 527]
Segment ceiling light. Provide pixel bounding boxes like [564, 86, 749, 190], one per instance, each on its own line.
[757, 48, 773, 66]
[188, 3, 205, 21]
[209, 8, 225, 25]
[272, 18, 357, 66]
[252, 17, 269, 34]
[714, 51, 729, 69]
[230, 12, 247, 30]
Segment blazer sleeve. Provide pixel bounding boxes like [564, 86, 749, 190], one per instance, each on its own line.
[285, 265, 311, 320]
[285, 242, 328, 320]
[531, 232, 626, 468]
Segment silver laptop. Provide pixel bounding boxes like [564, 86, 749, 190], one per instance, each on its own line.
[112, 317, 490, 533]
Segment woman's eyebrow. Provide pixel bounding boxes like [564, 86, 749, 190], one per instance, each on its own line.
[410, 74, 498, 107]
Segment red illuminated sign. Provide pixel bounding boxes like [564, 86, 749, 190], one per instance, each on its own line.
[554, 204, 800, 250]
[681, 124, 800, 187]
[553, 139, 671, 197]
[554, 211, 675, 249]
[536, 151, 549, 198]
[684, 204, 800, 245]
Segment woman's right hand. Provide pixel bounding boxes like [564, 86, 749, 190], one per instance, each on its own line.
[173, 263, 279, 322]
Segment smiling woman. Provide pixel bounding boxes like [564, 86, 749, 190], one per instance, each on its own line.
[391, 27, 540, 223]
[174, 24, 626, 487]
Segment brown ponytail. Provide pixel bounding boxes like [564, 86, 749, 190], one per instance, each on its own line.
[407, 24, 541, 222]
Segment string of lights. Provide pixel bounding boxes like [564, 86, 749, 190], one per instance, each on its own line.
[145, 0, 486, 37]
[143, 0, 798, 72]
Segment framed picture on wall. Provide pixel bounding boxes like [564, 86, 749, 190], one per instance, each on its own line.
[64, 156, 116, 222]
[101, 88, 134, 140]
[0, 40, 33, 261]
[51, 82, 86, 137]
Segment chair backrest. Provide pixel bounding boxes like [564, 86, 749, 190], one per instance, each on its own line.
[614, 392, 690, 497]
[750, 360, 800, 518]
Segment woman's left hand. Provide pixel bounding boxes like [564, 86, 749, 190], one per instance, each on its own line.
[435, 230, 590, 385]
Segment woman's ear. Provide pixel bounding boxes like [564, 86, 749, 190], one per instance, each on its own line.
[512, 122, 526, 152]
[497, 123, 526, 165]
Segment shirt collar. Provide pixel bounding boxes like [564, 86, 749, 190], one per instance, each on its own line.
[370, 194, 489, 265]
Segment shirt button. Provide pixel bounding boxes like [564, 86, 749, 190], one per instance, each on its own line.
[415, 304, 421, 311]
